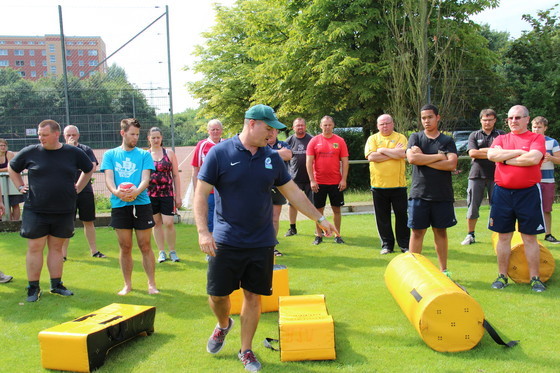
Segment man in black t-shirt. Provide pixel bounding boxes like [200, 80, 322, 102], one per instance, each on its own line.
[9, 120, 94, 302]
[284, 117, 314, 237]
[61, 125, 106, 260]
[406, 105, 457, 276]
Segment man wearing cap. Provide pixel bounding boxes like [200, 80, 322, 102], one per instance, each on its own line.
[194, 104, 337, 372]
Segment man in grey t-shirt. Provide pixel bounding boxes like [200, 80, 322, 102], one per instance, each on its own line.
[461, 109, 504, 245]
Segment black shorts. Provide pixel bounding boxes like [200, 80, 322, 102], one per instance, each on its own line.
[407, 198, 457, 229]
[9, 194, 24, 207]
[76, 192, 96, 222]
[20, 209, 75, 239]
[150, 196, 175, 216]
[313, 184, 344, 209]
[207, 243, 275, 297]
[287, 182, 313, 206]
[110, 204, 155, 230]
[271, 187, 287, 206]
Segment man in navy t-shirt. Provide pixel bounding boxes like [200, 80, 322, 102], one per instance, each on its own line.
[194, 104, 337, 372]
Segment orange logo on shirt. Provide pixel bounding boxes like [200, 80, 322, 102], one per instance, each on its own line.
[333, 143, 339, 149]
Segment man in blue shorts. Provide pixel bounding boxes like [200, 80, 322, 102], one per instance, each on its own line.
[406, 104, 458, 276]
[194, 104, 337, 372]
[101, 118, 158, 296]
[9, 120, 94, 302]
[487, 105, 547, 292]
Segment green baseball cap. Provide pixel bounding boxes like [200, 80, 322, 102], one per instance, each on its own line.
[245, 104, 286, 129]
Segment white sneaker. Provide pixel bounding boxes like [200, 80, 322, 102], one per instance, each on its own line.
[461, 234, 475, 245]
[157, 251, 167, 263]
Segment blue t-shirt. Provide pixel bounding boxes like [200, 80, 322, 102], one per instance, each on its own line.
[100, 146, 155, 208]
[198, 135, 292, 248]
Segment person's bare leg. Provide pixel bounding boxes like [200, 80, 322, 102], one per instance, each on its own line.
[162, 214, 176, 252]
[467, 218, 477, 233]
[409, 229, 427, 254]
[315, 207, 325, 236]
[289, 205, 298, 225]
[496, 232, 513, 275]
[432, 227, 449, 271]
[61, 238, 69, 259]
[521, 233, 541, 278]
[116, 229, 134, 295]
[11, 204, 21, 221]
[26, 236, 48, 281]
[272, 205, 282, 237]
[152, 213, 165, 253]
[82, 221, 98, 255]
[46, 236, 66, 278]
[240, 290, 261, 352]
[209, 295, 231, 328]
[332, 206, 342, 236]
[136, 228, 158, 294]
[543, 212, 552, 234]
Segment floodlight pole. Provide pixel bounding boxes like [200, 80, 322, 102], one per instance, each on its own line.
[59, 5, 71, 127]
[165, 5, 175, 151]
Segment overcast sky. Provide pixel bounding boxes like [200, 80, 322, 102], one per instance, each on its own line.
[1, 0, 558, 113]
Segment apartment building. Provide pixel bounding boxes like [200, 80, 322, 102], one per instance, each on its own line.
[0, 35, 107, 80]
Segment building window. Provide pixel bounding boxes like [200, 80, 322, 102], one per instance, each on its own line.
[49, 55, 56, 63]
[28, 41, 35, 45]
[0, 60, 8, 66]
[89, 60, 97, 66]
[77, 41, 84, 45]
[43, 71, 47, 76]
[50, 66, 57, 73]
[49, 44, 55, 53]
[0, 49, 7, 55]
[0, 41, 5, 45]
[79, 60, 85, 66]
[78, 50, 84, 56]
[29, 50, 35, 56]
[15, 60, 24, 66]
[66, 60, 72, 66]
[14, 49, 24, 56]
[15, 41, 22, 45]
[31, 71, 37, 77]
[88, 50, 98, 56]
[30, 60, 35, 66]
[42, 61, 47, 66]
[39, 41, 45, 45]
[67, 41, 74, 45]
[42, 50, 46, 56]
[66, 50, 72, 56]
[79, 71, 85, 77]
[18, 71, 25, 77]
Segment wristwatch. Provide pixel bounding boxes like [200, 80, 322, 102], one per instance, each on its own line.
[503, 159, 507, 165]
[18, 185, 25, 192]
[317, 216, 326, 225]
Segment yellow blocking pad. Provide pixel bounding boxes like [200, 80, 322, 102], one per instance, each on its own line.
[491, 231, 555, 283]
[278, 294, 336, 361]
[385, 253, 485, 352]
[230, 264, 289, 315]
[39, 303, 155, 372]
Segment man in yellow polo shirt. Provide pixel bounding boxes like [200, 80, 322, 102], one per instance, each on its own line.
[365, 114, 410, 254]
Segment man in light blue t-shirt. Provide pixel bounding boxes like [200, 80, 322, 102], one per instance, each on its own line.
[101, 118, 157, 296]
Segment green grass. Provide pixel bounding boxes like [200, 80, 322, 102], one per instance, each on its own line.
[1, 206, 559, 372]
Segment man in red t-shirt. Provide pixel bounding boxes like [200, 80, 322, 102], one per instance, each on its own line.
[306, 115, 349, 245]
[192, 119, 223, 233]
[487, 105, 547, 293]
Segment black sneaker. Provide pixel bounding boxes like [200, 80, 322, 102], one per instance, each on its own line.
[334, 236, 345, 244]
[530, 277, 546, 292]
[238, 349, 262, 372]
[380, 247, 394, 255]
[207, 317, 234, 354]
[312, 236, 323, 245]
[284, 227, 297, 237]
[50, 282, 74, 297]
[491, 274, 508, 289]
[273, 249, 284, 256]
[400, 247, 409, 253]
[544, 234, 560, 244]
[26, 286, 41, 302]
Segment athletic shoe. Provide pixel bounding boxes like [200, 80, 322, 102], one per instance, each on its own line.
[284, 227, 297, 237]
[238, 349, 262, 372]
[400, 247, 409, 253]
[207, 317, 234, 354]
[63, 256, 67, 262]
[312, 236, 323, 245]
[158, 251, 167, 263]
[491, 274, 508, 289]
[380, 247, 394, 255]
[26, 285, 41, 302]
[92, 251, 106, 258]
[442, 269, 452, 279]
[0, 271, 13, 283]
[273, 249, 283, 256]
[50, 282, 74, 297]
[169, 251, 180, 262]
[461, 234, 475, 245]
[544, 234, 560, 244]
[530, 277, 546, 292]
[334, 236, 345, 244]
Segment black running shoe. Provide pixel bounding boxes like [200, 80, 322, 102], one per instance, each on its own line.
[26, 286, 41, 302]
[50, 282, 74, 297]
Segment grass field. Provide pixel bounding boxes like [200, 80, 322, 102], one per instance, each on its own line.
[0, 206, 559, 372]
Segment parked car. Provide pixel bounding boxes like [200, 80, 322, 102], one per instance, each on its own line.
[452, 130, 472, 154]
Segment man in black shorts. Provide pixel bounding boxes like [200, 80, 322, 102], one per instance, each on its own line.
[100, 118, 158, 296]
[9, 120, 94, 302]
[194, 104, 337, 372]
[406, 104, 458, 277]
[61, 125, 106, 260]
